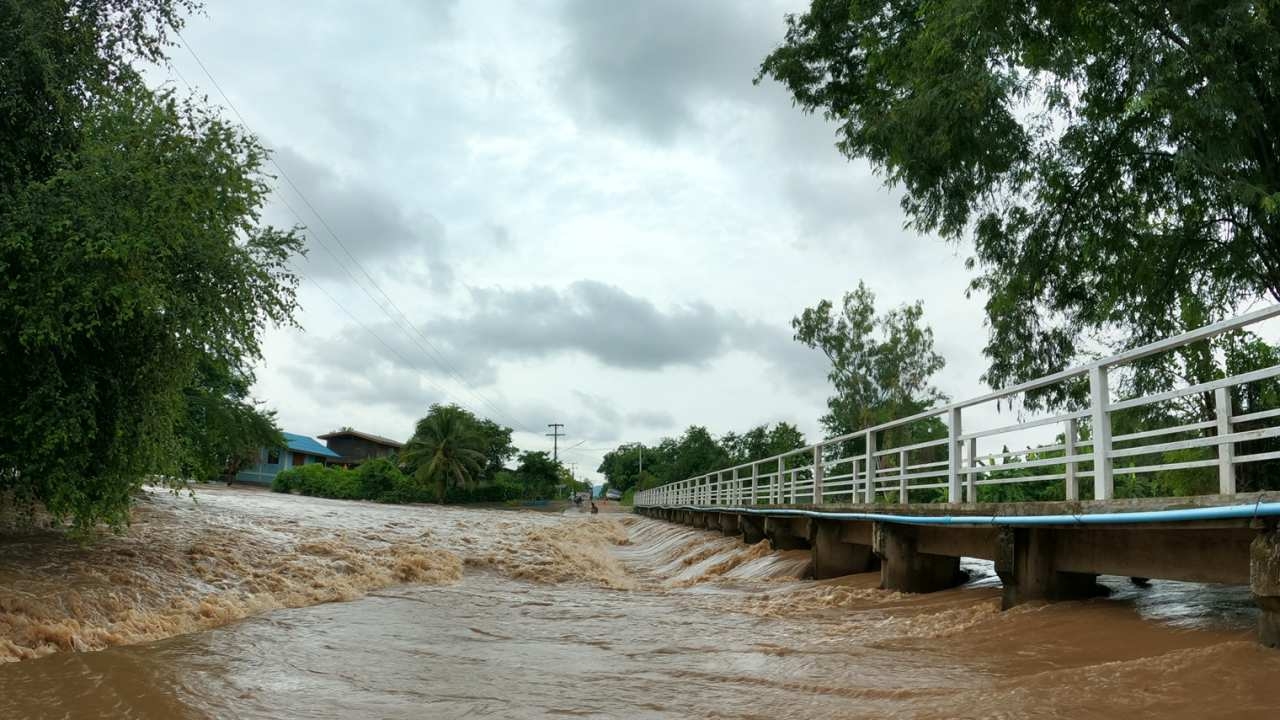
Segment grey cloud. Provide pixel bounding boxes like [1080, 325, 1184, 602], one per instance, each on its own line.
[783, 170, 906, 246]
[572, 390, 622, 427]
[625, 409, 676, 430]
[291, 280, 830, 433]
[285, 351, 445, 419]
[414, 281, 829, 396]
[557, 0, 782, 142]
[267, 146, 453, 291]
[727, 320, 831, 396]
[430, 280, 732, 370]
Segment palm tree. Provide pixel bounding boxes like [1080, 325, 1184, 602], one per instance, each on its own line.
[401, 405, 487, 503]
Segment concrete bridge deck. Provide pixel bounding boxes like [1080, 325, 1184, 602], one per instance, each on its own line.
[635, 494, 1280, 646]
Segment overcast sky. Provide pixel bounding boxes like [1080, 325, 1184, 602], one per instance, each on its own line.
[164, 0, 995, 483]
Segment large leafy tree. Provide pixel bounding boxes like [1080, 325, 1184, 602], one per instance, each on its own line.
[514, 451, 563, 500]
[759, 0, 1280, 405]
[598, 422, 802, 493]
[402, 405, 488, 504]
[793, 282, 945, 437]
[176, 357, 284, 483]
[720, 422, 807, 464]
[473, 416, 517, 482]
[1, 0, 301, 530]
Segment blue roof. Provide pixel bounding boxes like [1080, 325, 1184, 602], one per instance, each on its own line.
[283, 432, 342, 459]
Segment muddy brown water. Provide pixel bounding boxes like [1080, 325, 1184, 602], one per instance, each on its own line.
[1, 487, 1278, 719]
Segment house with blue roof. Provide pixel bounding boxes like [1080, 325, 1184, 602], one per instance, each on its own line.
[235, 432, 342, 485]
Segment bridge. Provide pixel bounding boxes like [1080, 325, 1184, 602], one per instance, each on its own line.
[634, 306, 1280, 646]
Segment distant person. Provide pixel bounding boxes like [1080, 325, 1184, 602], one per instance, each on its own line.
[590, 501, 598, 514]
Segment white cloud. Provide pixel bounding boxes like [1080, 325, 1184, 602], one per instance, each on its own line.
[167, 0, 999, 482]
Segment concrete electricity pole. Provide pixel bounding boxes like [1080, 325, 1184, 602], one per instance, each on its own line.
[546, 423, 565, 462]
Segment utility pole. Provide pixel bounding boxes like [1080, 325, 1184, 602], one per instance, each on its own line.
[546, 423, 565, 462]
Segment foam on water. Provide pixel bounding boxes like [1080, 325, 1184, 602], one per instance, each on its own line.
[3, 487, 1279, 719]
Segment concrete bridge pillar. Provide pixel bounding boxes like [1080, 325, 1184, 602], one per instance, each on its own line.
[811, 520, 877, 579]
[719, 513, 741, 537]
[1251, 522, 1280, 648]
[741, 515, 766, 545]
[995, 528, 1106, 609]
[764, 516, 811, 551]
[874, 522, 965, 593]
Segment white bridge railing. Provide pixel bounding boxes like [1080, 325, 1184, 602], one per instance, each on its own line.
[635, 305, 1280, 508]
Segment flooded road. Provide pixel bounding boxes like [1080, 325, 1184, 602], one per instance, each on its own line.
[2, 487, 1279, 718]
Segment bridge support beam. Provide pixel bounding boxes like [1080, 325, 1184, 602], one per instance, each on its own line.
[811, 520, 877, 579]
[995, 528, 1106, 609]
[719, 513, 741, 537]
[741, 515, 766, 545]
[1252, 522, 1280, 648]
[764, 516, 811, 551]
[874, 522, 965, 593]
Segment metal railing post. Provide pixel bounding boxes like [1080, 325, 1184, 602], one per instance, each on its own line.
[775, 457, 783, 505]
[1064, 418, 1079, 501]
[947, 407, 962, 502]
[1215, 386, 1236, 494]
[898, 449, 908, 503]
[966, 436, 978, 503]
[864, 431, 877, 504]
[750, 463, 758, 505]
[1089, 364, 1114, 500]
[812, 443, 824, 504]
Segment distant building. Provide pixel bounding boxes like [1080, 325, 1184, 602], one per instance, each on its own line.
[318, 429, 404, 467]
[236, 432, 341, 485]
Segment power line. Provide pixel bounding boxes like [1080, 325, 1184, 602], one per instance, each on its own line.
[172, 32, 538, 436]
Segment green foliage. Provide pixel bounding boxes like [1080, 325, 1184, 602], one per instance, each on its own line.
[759, 0, 1280, 406]
[473, 417, 517, 482]
[793, 282, 946, 437]
[401, 404, 488, 503]
[515, 451, 562, 500]
[444, 470, 524, 504]
[177, 357, 284, 483]
[0, 0, 301, 531]
[598, 422, 808, 493]
[354, 457, 403, 500]
[272, 460, 416, 503]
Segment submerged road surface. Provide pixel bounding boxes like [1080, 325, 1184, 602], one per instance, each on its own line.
[2, 487, 1278, 718]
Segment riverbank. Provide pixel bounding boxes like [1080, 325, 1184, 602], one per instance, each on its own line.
[0, 485, 632, 662]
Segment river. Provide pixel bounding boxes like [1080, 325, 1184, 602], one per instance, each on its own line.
[1, 486, 1278, 718]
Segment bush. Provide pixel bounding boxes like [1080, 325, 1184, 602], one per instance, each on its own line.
[355, 458, 405, 500]
[271, 463, 363, 500]
[271, 470, 294, 493]
[270, 459, 525, 506]
[442, 470, 524, 504]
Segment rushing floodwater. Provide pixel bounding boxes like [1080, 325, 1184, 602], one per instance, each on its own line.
[2, 487, 1279, 718]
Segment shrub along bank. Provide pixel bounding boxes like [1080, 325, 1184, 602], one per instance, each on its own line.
[270, 460, 528, 504]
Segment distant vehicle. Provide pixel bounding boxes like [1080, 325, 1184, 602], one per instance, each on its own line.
[605, 488, 622, 501]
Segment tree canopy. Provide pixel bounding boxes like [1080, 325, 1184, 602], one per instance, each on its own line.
[402, 405, 488, 504]
[177, 357, 284, 483]
[792, 282, 945, 437]
[1, 0, 300, 530]
[514, 451, 563, 500]
[597, 422, 808, 493]
[759, 0, 1280, 404]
